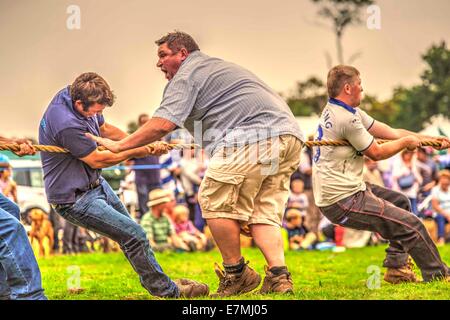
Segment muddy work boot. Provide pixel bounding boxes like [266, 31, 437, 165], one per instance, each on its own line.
[259, 265, 294, 294]
[384, 259, 419, 284]
[174, 279, 210, 298]
[212, 261, 261, 297]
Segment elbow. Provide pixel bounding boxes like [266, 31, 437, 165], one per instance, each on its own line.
[158, 126, 172, 138]
[87, 161, 104, 169]
[89, 163, 101, 170]
[158, 119, 176, 136]
[364, 144, 385, 161]
[366, 151, 383, 162]
[371, 153, 384, 162]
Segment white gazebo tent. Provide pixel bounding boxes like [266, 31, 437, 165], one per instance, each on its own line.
[419, 115, 450, 137]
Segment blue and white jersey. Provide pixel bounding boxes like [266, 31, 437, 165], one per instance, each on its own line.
[312, 98, 375, 207]
[160, 151, 184, 197]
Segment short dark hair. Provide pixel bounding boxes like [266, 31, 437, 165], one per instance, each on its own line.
[327, 65, 360, 98]
[70, 72, 115, 111]
[155, 31, 200, 53]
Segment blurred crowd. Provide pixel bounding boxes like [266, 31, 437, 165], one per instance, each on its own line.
[1, 116, 450, 256]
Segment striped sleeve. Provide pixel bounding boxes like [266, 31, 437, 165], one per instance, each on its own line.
[153, 76, 199, 128]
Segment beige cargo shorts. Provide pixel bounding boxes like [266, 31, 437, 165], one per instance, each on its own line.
[198, 135, 302, 232]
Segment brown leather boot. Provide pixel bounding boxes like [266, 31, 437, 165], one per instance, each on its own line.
[259, 265, 294, 294]
[384, 259, 419, 284]
[174, 279, 210, 298]
[212, 261, 261, 297]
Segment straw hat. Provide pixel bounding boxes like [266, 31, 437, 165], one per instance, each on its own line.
[147, 189, 173, 207]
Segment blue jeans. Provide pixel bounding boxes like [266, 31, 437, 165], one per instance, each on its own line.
[0, 193, 46, 300]
[408, 197, 419, 216]
[54, 180, 179, 297]
[435, 214, 448, 239]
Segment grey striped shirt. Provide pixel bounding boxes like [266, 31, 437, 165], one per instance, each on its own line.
[153, 51, 304, 155]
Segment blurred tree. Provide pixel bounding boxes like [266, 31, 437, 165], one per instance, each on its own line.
[285, 76, 328, 116]
[390, 42, 450, 131]
[311, 0, 374, 64]
[360, 94, 399, 125]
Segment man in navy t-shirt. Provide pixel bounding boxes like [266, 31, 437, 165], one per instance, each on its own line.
[39, 72, 208, 298]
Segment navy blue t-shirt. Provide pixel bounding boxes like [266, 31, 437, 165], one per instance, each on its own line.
[39, 86, 105, 204]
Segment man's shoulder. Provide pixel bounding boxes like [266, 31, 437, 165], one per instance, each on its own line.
[320, 104, 349, 129]
[45, 103, 86, 133]
[180, 51, 237, 78]
[339, 108, 365, 129]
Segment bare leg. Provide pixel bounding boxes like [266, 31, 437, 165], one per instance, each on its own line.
[206, 218, 242, 264]
[250, 224, 285, 268]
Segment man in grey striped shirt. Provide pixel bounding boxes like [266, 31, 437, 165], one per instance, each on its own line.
[89, 31, 304, 296]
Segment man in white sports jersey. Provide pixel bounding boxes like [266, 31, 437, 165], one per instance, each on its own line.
[313, 65, 450, 283]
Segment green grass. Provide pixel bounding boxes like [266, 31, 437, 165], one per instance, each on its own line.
[39, 245, 450, 300]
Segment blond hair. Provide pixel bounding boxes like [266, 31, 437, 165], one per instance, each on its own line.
[439, 170, 450, 180]
[285, 209, 302, 222]
[173, 205, 189, 222]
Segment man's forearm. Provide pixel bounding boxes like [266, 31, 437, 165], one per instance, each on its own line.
[118, 127, 165, 151]
[117, 117, 175, 152]
[101, 122, 129, 141]
[370, 122, 434, 140]
[92, 147, 149, 169]
[395, 129, 434, 140]
[0, 136, 13, 143]
[376, 138, 411, 160]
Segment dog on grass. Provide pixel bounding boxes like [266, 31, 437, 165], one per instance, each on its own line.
[29, 209, 54, 257]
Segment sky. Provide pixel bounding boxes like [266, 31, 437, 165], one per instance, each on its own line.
[0, 0, 449, 139]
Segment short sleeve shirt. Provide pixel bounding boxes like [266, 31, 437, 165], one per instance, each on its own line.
[39, 87, 104, 204]
[153, 51, 304, 156]
[312, 98, 375, 207]
[431, 186, 450, 212]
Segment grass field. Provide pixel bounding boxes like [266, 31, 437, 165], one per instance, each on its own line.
[39, 245, 450, 300]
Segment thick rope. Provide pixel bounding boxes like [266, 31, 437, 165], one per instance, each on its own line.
[0, 139, 446, 153]
[0, 143, 199, 154]
[304, 139, 444, 148]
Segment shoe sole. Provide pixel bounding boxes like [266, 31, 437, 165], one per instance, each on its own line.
[384, 277, 418, 284]
[259, 286, 294, 294]
[212, 275, 262, 297]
